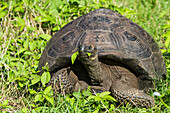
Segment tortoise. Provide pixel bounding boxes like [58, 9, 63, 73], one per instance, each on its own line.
[38, 9, 167, 108]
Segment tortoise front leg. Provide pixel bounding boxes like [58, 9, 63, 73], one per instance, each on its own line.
[48, 68, 79, 94]
[111, 81, 155, 108]
[48, 68, 98, 94]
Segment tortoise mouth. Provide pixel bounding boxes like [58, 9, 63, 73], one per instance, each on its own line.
[78, 44, 98, 59]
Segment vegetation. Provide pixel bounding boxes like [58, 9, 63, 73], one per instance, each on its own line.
[0, 0, 169, 112]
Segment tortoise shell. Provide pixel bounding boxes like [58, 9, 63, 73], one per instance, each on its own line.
[38, 9, 166, 81]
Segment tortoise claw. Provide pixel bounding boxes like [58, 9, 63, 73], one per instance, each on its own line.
[111, 88, 155, 108]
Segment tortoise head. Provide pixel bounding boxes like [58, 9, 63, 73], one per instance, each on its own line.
[78, 44, 98, 60]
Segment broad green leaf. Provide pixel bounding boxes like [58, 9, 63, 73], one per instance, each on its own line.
[19, 82, 24, 87]
[165, 37, 170, 48]
[167, 65, 170, 68]
[41, 71, 50, 87]
[163, 21, 170, 29]
[24, 51, 33, 55]
[22, 107, 28, 113]
[61, 22, 68, 28]
[17, 48, 27, 54]
[45, 95, 54, 105]
[0, 11, 7, 19]
[4, 105, 14, 109]
[110, 104, 116, 110]
[8, 72, 14, 82]
[40, 17, 50, 22]
[93, 109, 99, 113]
[159, 11, 167, 18]
[161, 49, 167, 54]
[30, 104, 36, 107]
[87, 52, 91, 57]
[82, 89, 92, 96]
[15, 17, 25, 26]
[43, 86, 52, 95]
[10, 57, 25, 63]
[23, 39, 29, 49]
[87, 95, 96, 100]
[163, 31, 170, 48]
[31, 75, 41, 85]
[102, 95, 117, 102]
[0, 2, 8, 12]
[35, 107, 42, 112]
[52, 25, 60, 31]
[9, 62, 17, 67]
[29, 41, 37, 51]
[94, 95, 101, 101]
[35, 40, 41, 49]
[14, 6, 24, 13]
[3, 100, 8, 106]
[73, 92, 82, 99]
[99, 91, 111, 97]
[39, 34, 51, 41]
[66, 96, 75, 106]
[26, 26, 36, 32]
[35, 94, 43, 102]
[41, 72, 47, 87]
[71, 51, 79, 64]
[35, 5, 47, 17]
[46, 71, 51, 83]
[29, 89, 37, 94]
[34, 16, 42, 22]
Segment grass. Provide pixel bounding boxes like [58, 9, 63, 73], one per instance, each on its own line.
[0, 0, 169, 112]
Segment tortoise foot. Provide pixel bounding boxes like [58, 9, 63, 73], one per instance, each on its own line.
[111, 87, 155, 108]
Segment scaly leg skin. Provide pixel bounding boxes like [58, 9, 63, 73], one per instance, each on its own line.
[48, 68, 101, 95]
[48, 68, 79, 95]
[111, 81, 155, 108]
[108, 65, 155, 108]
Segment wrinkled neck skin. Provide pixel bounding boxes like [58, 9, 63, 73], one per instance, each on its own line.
[78, 54, 104, 85]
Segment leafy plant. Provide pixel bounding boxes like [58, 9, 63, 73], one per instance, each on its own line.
[29, 86, 54, 108]
[87, 91, 117, 112]
[0, 99, 14, 111]
[71, 51, 79, 64]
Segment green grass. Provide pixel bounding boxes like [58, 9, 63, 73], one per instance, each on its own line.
[0, 0, 169, 112]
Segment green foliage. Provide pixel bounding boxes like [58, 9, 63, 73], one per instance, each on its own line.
[0, 0, 169, 112]
[87, 91, 117, 112]
[87, 52, 92, 57]
[71, 51, 92, 64]
[71, 51, 79, 64]
[41, 71, 50, 87]
[0, 99, 14, 110]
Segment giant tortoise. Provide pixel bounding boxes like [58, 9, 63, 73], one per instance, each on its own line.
[38, 9, 167, 108]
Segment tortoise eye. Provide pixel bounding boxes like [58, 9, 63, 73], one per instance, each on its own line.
[79, 45, 85, 51]
[88, 45, 93, 50]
